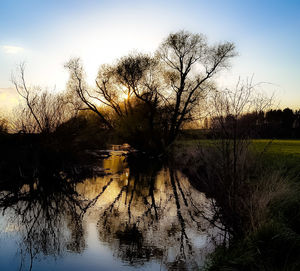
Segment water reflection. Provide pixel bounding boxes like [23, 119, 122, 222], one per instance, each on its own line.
[0, 151, 222, 271]
[0, 167, 86, 270]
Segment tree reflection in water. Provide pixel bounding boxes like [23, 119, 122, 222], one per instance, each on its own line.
[0, 166, 87, 270]
[80, 154, 223, 270]
[0, 152, 223, 271]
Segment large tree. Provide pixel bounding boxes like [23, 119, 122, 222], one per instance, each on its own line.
[65, 30, 236, 149]
[157, 30, 236, 144]
[65, 54, 161, 138]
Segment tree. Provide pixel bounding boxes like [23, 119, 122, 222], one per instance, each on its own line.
[65, 53, 164, 151]
[157, 30, 236, 144]
[95, 53, 160, 125]
[65, 53, 160, 127]
[188, 80, 274, 237]
[96, 53, 165, 149]
[12, 63, 73, 134]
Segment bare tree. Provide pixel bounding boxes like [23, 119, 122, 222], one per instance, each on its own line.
[12, 63, 73, 134]
[157, 30, 236, 144]
[209, 78, 273, 138]
[208, 79, 273, 181]
[64, 58, 113, 129]
[12, 63, 43, 132]
[192, 79, 274, 237]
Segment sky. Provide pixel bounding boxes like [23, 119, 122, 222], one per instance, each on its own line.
[0, 0, 299, 113]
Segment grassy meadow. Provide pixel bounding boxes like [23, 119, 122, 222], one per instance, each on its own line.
[174, 137, 300, 169]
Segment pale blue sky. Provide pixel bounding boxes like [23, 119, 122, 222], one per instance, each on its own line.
[0, 0, 299, 110]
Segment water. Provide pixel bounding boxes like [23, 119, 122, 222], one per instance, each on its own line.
[0, 150, 223, 271]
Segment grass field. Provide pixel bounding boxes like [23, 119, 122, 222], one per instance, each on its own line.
[175, 138, 300, 155]
[252, 140, 300, 175]
[251, 139, 300, 155]
[174, 138, 300, 175]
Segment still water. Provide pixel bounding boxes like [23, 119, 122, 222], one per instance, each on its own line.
[0, 150, 222, 271]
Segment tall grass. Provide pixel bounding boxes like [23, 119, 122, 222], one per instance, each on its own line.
[173, 140, 300, 270]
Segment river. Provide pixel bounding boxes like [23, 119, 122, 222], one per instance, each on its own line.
[0, 149, 223, 271]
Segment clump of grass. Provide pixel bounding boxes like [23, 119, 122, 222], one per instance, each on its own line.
[203, 178, 300, 271]
[270, 185, 300, 234]
[248, 171, 291, 231]
[205, 220, 300, 271]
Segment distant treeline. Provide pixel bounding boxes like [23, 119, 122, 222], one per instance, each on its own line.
[203, 108, 300, 139]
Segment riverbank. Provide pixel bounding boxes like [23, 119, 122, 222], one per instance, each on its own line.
[171, 139, 300, 270]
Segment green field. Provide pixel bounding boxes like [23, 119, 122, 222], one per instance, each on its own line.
[251, 140, 300, 175]
[251, 139, 300, 155]
[174, 139, 300, 174]
[175, 139, 300, 155]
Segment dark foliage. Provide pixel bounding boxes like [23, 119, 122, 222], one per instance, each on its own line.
[209, 108, 300, 139]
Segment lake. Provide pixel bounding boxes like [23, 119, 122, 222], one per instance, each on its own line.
[0, 149, 223, 270]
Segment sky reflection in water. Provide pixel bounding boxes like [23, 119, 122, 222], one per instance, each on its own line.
[0, 152, 223, 271]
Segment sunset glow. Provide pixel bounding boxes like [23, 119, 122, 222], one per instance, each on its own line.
[0, 0, 299, 111]
[1, 2, 300, 270]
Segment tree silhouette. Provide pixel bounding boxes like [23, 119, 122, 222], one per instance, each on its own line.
[65, 30, 236, 150]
